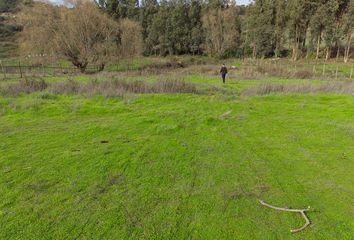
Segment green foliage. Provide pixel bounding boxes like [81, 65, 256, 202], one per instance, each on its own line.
[145, 0, 204, 55]
[0, 23, 21, 38]
[0, 0, 17, 12]
[0, 0, 32, 12]
[244, 0, 276, 58]
[12, 0, 354, 60]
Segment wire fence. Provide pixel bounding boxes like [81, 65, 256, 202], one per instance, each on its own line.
[0, 62, 101, 80]
[0, 59, 353, 81]
[239, 59, 354, 80]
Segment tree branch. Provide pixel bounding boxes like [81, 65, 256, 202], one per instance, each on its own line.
[259, 200, 311, 233]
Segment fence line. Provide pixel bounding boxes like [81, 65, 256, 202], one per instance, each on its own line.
[240, 59, 353, 80]
[0, 63, 100, 80]
[0, 60, 353, 80]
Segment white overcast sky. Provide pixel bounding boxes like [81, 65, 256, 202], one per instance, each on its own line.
[49, 0, 252, 5]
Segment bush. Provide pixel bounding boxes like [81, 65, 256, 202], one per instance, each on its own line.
[293, 70, 313, 79]
[241, 82, 354, 96]
[49, 80, 80, 95]
[0, 78, 48, 96]
[48, 79, 198, 96]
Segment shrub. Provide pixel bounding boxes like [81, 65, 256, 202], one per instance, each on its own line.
[0, 78, 48, 96]
[48, 79, 198, 96]
[241, 82, 354, 96]
[49, 80, 80, 95]
[293, 70, 313, 79]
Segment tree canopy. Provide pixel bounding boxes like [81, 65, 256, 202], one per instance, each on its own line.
[15, 0, 354, 61]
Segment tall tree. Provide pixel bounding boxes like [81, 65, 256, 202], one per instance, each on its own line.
[274, 0, 287, 57]
[244, 0, 275, 58]
[342, 0, 354, 62]
[309, 0, 338, 59]
[188, 0, 203, 55]
[139, 0, 158, 55]
[287, 0, 317, 60]
[18, 2, 142, 72]
[323, 0, 339, 60]
[202, 5, 241, 57]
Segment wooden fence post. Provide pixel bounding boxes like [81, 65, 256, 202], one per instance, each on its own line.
[335, 66, 338, 80]
[350, 65, 353, 79]
[322, 64, 326, 76]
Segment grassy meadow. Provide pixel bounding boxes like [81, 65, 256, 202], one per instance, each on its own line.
[0, 58, 353, 239]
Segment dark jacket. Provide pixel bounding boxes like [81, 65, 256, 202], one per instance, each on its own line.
[220, 66, 228, 75]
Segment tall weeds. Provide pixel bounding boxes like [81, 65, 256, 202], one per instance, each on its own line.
[241, 82, 354, 96]
[0, 78, 198, 97]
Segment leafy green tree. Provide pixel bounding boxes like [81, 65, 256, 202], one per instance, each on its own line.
[323, 0, 339, 60]
[309, 0, 338, 59]
[188, 0, 203, 54]
[0, 0, 31, 12]
[244, 0, 275, 58]
[274, 0, 287, 57]
[139, 0, 158, 55]
[287, 0, 317, 60]
[333, 0, 350, 59]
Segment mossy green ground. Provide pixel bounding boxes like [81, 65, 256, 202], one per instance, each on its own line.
[0, 74, 353, 239]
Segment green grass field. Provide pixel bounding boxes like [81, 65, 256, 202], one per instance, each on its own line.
[0, 63, 353, 239]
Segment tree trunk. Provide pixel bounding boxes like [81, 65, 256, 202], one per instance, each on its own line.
[72, 61, 88, 73]
[316, 35, 321, 60]
[292, 43, 297, 61]
[344, 33, 352, 63]
[293, 26, 299, 61]
[98, 63, 105, 72]
[79, 65, 87, 73]
[252, 45, 257, 59]
[293, 38, 300, 61]
[325, 47, 330, 61]
[336, 41, 340, 60]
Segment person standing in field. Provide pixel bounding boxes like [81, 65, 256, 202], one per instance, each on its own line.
[220, 64, 228, 84]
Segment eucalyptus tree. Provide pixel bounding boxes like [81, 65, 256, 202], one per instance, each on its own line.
[287, 0, 317, 60]
[244, 0, 276, 58]
[342, 0, 354, 62]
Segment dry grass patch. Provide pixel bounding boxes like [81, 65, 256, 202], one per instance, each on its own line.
[50, 79, 198, 96]
[0, 78, 198, 97]
[0, 78, 48, 96]
[242, 82, 354, 96]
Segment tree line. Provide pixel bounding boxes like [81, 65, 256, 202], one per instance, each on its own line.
[95, 0, 353, 62]
[6, 0, 354, 72]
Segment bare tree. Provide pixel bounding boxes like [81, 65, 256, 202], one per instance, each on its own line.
[119, 19, 143, 59]
[18, 1, 142, 72]
[202, 7, 240, 58]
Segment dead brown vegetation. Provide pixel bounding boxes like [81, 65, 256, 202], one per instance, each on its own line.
[0, 78, 198, 97]
[241, 82, 354, 96]
[17, 2, 142, 72]
[0, 78, 48, 95]
[237, 65, 314, 80]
